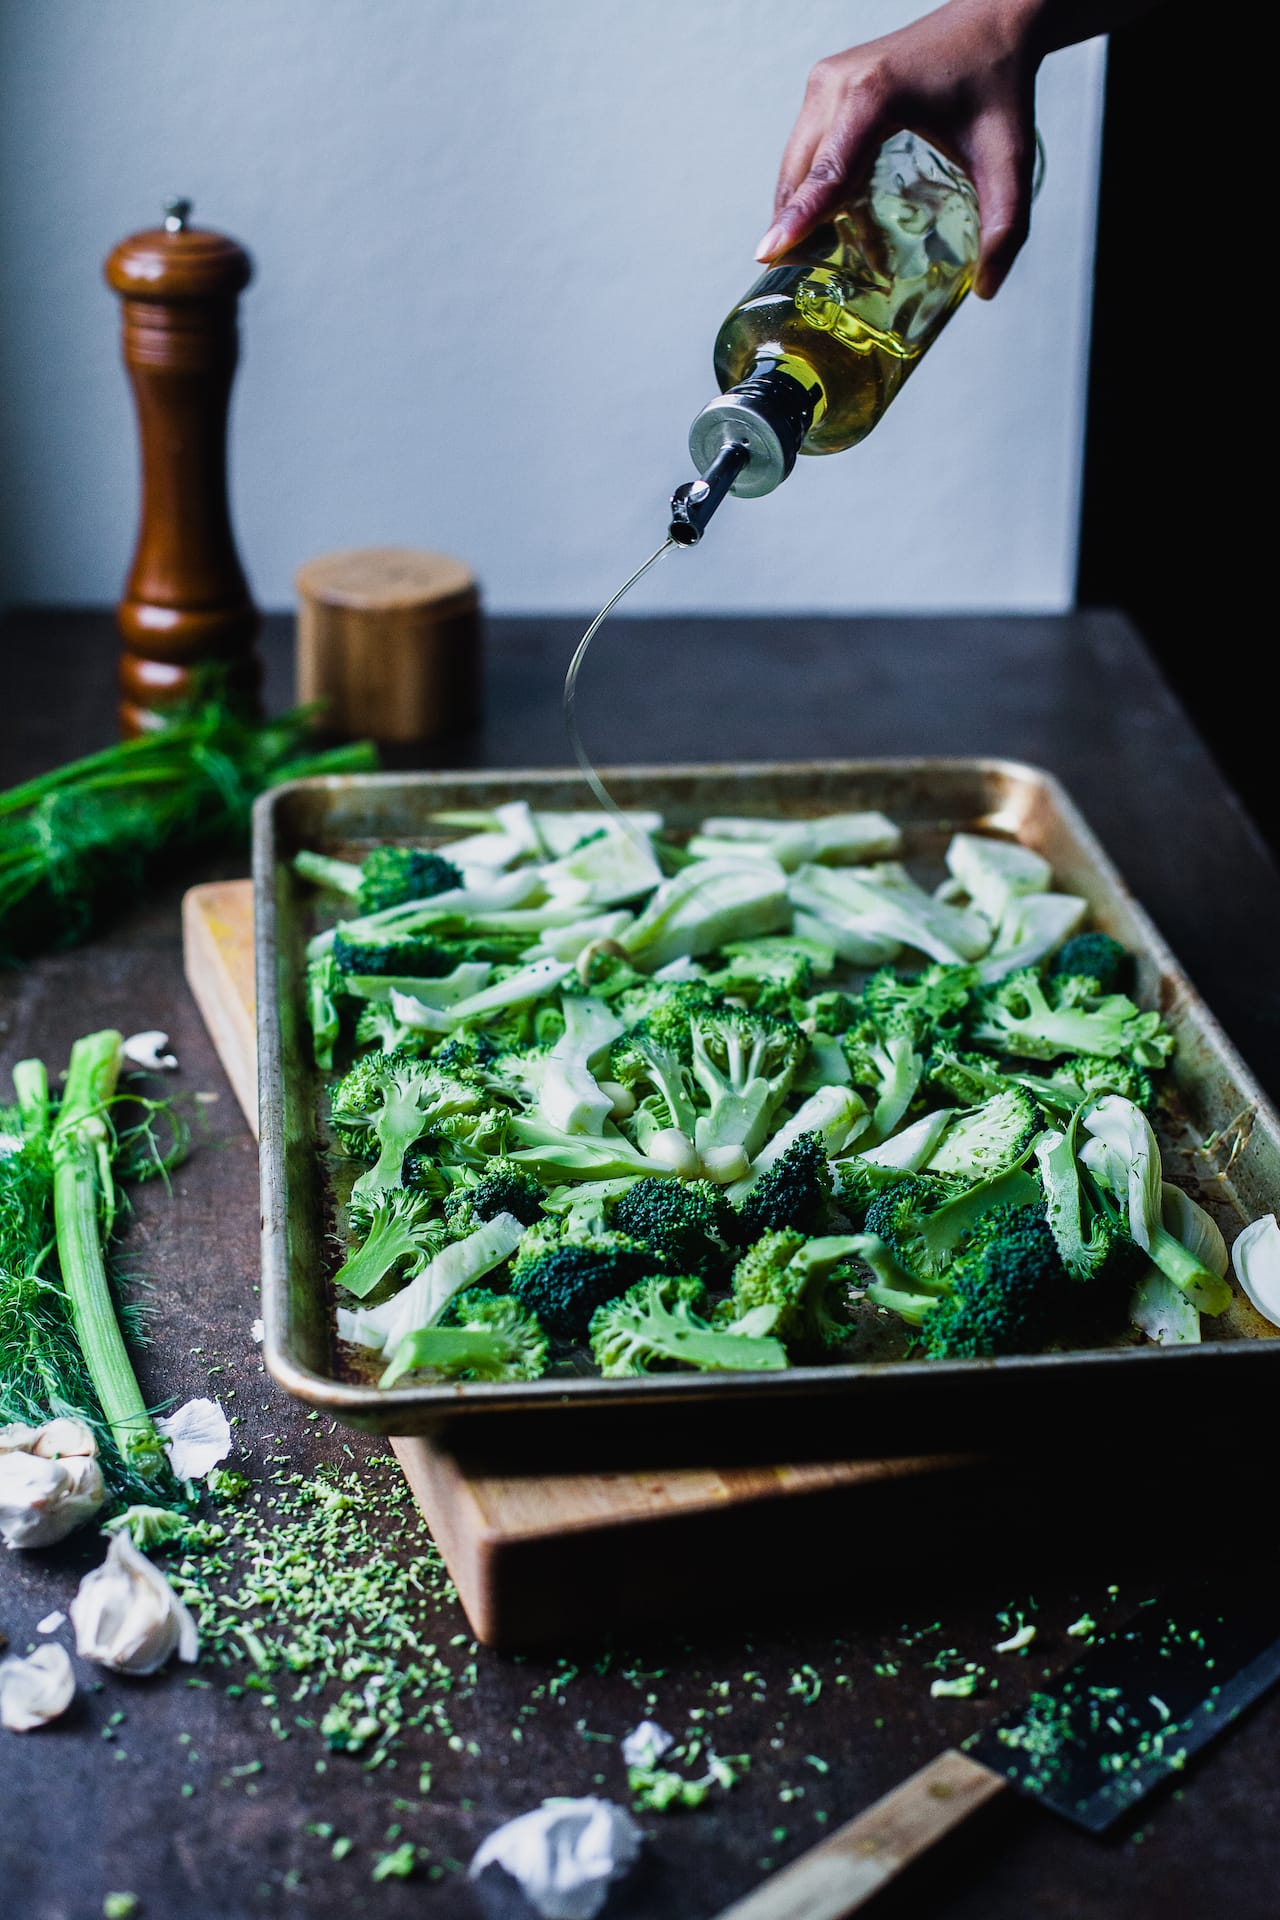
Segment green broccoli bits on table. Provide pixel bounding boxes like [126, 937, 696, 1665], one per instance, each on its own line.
[296, 810, 1207, 1384]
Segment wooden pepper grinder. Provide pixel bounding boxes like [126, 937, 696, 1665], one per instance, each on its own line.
[105, 198, 261, 735]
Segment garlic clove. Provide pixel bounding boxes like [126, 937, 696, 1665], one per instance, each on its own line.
[31, 1416, 99, 1460]
[0, 1643, 76, 1731]
[156, 1398, 232, 1481]
[1231, 1214, 1280, 1328]
[0, 1423, 41, 1454]
[0, 1448, 106, 1549]
[70, 1532, 200, 1673]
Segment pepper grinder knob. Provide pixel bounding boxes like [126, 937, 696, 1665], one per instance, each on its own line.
[105, 200, 261, 735]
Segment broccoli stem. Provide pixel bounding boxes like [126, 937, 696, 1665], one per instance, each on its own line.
[379, 1325, 513, 1387]
[333, 1207, 430, 1300]
[1147, 1224, 1232, 1316]
[50, 1031, 166, 1480]
[649, 1326, 788, 1371]
[295, 850, 364, 897]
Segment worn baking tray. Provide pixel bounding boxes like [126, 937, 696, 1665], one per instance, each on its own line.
[254, 760, 1280, 1459]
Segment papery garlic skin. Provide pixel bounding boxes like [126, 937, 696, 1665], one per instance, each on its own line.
[156, 1398, 231, 1481]
[469, 1798, 643, 1920]
[0, 1441, 105, 1549]
[70, 1532, 199, 1674]
[0, 1643, 76, 1731]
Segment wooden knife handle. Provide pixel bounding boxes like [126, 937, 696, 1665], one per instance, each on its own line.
[714, 1749, 1009, 1920]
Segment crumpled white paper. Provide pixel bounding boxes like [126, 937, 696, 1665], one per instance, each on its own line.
[0, 1642, 76, 1731]
[0, 1417, 105, 1549]
[621, 1720, 674, 1769]
[70, 1531, 200, 1674]
[156, 1398, 232, 1481]
[469, 1797, 643, 1920]
[1231, 1214, 1280, 1328]
[122, 1031, 179, 1072]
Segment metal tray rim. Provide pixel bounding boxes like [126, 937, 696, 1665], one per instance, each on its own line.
[254, 757, 1280, 1432]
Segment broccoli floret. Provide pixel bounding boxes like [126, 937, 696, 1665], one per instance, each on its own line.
[1049, 932, 1133, 996]
[928, 1042, 1155, 1122]
[1046, 1054, 1156, 1113]
[608, 1176, 736, 1278]
[807, 990, 861, 1036]
[918, 1204, 1070, 1359]
[330, 1052, 487, 1198]
[734, 1132, 834, 1239]
[860, 963, 974, 1038]
[968, 968, 1173, 1068]
[609, 990, 711, 1139]
[707, 937, 831, 1007]
[357, 847, 463, 915]
[332, 933, 455, 979]
[689, 1005, 805, 1161]
[306, 952, 343, 1070]
[508, 1221, 668, 1338]
[864, 1163, 1040, 1287]
[589, 1273, 788, 1376]
[355, 1000, 430, 1056]
[334, 1189, 446, 1299]
[926, 1043, 1021, 1107]
[380, 1289, 548, 1387]
[925, 1087, 1043, 1182]
[726, 1229, 862, 1350]
[444, 1158, 546, 1236]
[433, 1026, 499, 1076]
[429, 1105, 511, 1168]
[831, 1158, 912, 1228]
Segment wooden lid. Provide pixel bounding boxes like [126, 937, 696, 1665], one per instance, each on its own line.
[295, 547, 478, 617]
[105, 199, 252, 301]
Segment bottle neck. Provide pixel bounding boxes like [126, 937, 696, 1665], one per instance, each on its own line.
[690, 359, 820, 498]
[669, 358, 821, 545]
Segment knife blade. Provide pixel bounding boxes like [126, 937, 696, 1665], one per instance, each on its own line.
[715, 1575, 1280, 1920]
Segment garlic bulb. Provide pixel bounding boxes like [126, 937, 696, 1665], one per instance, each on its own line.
[0, 1643, 76, 1732]
[0, 1418, 105, 1549]
[70, 1532, 199, 1674]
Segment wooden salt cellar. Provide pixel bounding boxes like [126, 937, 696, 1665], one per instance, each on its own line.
[105, 199, 260, 735]
[296, 547, 482, 743]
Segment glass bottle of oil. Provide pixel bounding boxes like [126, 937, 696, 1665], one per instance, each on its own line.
[670, 131, 981, 543]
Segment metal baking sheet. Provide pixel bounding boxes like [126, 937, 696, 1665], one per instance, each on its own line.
[254, 760, 1280, 1456]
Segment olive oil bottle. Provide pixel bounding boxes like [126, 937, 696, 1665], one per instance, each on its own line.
[670, 131, 980, 543]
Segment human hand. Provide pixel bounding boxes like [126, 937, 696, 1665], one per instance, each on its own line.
[758, 0, 1045, 299]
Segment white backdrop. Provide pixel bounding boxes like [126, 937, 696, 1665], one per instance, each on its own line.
[0, 1, 1105, 616]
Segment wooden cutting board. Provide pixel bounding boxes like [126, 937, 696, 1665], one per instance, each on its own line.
[183, 880, 977, 1647]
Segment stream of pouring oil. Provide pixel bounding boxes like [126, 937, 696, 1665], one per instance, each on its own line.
[563, 537, 674, 837]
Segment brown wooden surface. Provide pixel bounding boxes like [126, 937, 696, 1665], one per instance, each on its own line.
[6, 607, 1280, 1920]
[715, 1750, 1009, 1919]
[182, 878, 970, 1648]
[105, 205, 260, 731]
[296, 546, 482, 743]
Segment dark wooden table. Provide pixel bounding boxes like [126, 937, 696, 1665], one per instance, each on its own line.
[5, 608, 1279, 1920]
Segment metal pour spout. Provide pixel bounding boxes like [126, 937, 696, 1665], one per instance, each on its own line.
[668, 442, 749, 546]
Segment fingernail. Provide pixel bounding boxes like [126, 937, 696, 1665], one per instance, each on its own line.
[755, 224, 785, 261]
